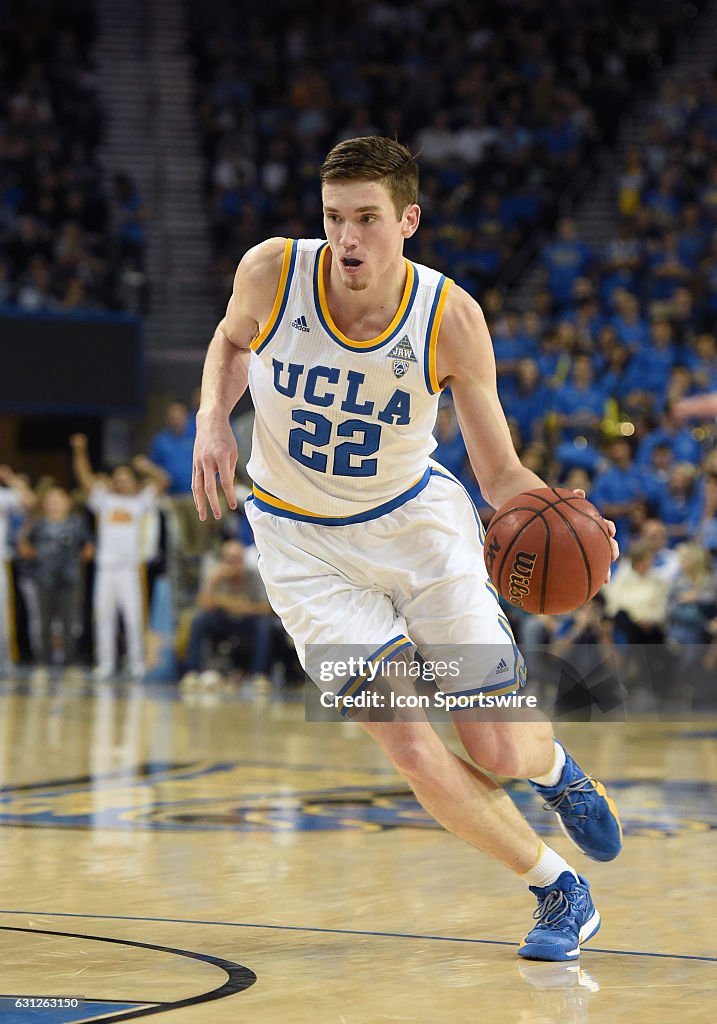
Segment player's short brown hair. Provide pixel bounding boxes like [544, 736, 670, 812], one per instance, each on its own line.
[320, 136, 419, 220]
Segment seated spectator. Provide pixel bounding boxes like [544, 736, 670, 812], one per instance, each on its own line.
[179, 539, 277, 684]
[602, 541, 670, 646]
[620, 318, 676, 411]
[666, 542, 717, 648]
[501, 358, 550, 446]
[549, 354, 606, 444]
[657, 462, 704, 546]
[665, 541, 717, 702]
[611, 289, 650, 350]
[637, 518, 681, 581]
[697, 454, 717, 561]
[540, 218, 592, 310]
[18, 487, 93, 670]
[635, 401, 703, 467]
[590, 438, 645, 550]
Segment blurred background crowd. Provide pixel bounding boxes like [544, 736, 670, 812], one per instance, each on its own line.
[2, 0, 717, 709]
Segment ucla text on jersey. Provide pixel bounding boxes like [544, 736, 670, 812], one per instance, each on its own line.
[247, 239, 453, 525]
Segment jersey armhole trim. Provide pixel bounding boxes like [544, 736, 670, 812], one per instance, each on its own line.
[251, 239, 298, 354]
[423, 276, 453, 394]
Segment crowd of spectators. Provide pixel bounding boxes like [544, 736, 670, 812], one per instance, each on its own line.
[188, 0, 702, 304]
[0, 1, 147, 314]
[0, 398, 300, 689]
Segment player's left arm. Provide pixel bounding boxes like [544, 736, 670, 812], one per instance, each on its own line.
[436, 286, 619, 566]
[436, 286, 547, 510]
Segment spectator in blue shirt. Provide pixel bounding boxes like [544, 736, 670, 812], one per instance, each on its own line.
[648, 230, 693, 302]
[684, 333, 717, 393]
[550, 354, 605, 443]
[638, 442, 674, 508]
[610, 289, 650, 350]
[540, 217, 592, 309]
[591, 437, 646, 550]
[149, 401, 196, 496]
[619, 319, 676, 411]
[635, 402, 703, 468]
[657, 463, 704, 546]
[502, 358, 551, 446]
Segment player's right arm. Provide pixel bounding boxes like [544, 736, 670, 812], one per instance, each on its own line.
[193, 237, 286, 521]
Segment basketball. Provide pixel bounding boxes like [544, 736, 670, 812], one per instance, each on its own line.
[483, 487, 612, 615]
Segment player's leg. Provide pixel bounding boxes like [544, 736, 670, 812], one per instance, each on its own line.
[400, 469, 622, 864]
[247, 500, 597, 960]
[356, 703, 599, 961]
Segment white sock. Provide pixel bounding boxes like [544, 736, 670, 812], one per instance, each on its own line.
[530, 740, 566, 787]
[520, 841, 578, 888]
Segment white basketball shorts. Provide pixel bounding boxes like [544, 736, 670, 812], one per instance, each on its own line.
[245, 464, 526, 709]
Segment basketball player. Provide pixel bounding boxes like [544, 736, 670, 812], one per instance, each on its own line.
[0, 464, 35, 674]
[71, 435, 167, 680]
[192, 138, 622, 961]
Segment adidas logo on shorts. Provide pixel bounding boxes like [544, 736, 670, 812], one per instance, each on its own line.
[291, 315, 310, 332]
[496, 658, 509, 675]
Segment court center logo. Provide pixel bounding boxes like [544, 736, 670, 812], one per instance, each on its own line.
[0, 760, 714, 836]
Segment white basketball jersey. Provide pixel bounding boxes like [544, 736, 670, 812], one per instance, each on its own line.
[247, 239, 453, 524]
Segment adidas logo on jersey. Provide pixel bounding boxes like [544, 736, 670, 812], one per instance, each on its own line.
[291, 315, 310, 332]
[496, 658, 509, 675]
[386, 335, 416, 378]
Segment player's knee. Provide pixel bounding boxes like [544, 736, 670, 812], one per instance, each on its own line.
[361, 722, 440, 780]
[462, 723, 551, 778]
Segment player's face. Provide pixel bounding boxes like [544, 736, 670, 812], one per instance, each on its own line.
[322, 180, 419, 292]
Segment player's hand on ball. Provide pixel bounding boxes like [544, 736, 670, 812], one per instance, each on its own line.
[192, 414, 239, 521]
[572, 487, 619, 581]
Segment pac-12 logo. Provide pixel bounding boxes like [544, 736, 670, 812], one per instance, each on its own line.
[386, 335, 417, 378]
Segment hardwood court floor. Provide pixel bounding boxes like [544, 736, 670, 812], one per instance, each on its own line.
[0, 676, 715, 1023]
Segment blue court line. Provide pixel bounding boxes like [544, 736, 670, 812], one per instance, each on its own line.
[0, 911, 714, 964]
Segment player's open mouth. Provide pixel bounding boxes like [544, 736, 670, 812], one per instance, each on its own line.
[341, 257, 363, 270]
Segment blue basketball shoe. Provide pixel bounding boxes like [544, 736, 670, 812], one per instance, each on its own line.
[518, 871, 600, 962]
[529, 743, 622, 862]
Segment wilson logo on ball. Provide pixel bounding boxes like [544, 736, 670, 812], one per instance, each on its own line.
[507, 550, 538, 607]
